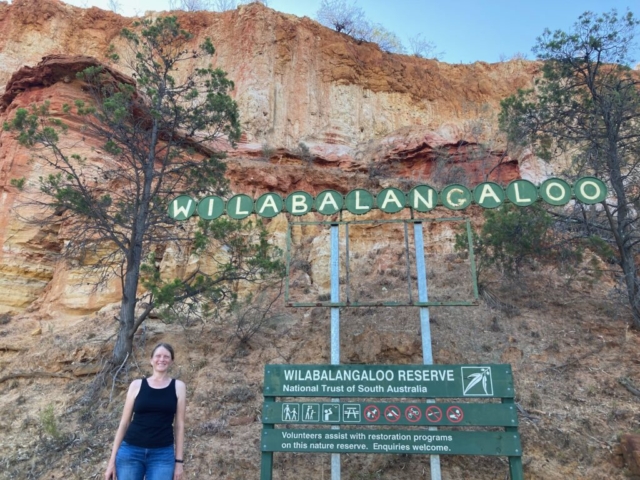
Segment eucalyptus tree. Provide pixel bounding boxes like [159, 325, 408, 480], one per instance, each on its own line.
[4, 17, 283, 366]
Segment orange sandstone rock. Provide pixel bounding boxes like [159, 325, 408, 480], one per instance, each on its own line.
[0, 1, 543, 315]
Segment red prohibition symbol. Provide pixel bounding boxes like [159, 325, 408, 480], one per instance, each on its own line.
[425, 405, 443, 423]
[384, 405, 401, 422]
[405, 405, 422, 422]
[446, 405, 464, 423]
[364, 405, 380, 422]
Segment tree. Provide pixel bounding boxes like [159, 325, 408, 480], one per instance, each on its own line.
[499, 9, 640, 327]
[316, 0, 406, 53]
[107, 0, 121, 13]
[210, 0, 236, 10]
[358, 23, 405, 54]
[4, 17, 283, 367]
[169, 0, 211, 11]
[408, 33, 442, 59]
[456, 204, 585, 279]
[167, 0, 268, 12]
[316, 0, 366, 36]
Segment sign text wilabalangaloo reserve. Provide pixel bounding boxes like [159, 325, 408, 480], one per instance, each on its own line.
[263, 364, 514, 398]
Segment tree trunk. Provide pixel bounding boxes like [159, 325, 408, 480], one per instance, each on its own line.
[604, 155, 640, 329]
[111, 269, 140, 367]
[621, 251, 640, 329]
[111, 236, 145, 367]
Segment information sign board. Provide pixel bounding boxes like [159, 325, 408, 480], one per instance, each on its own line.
[263, 364, 513, 398]
[262, 402, 517, 427]
[261, 429, 521, 456]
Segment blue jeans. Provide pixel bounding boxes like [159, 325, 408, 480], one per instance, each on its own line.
[115, 441, 175, 480]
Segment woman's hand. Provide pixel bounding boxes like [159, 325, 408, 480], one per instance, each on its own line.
[173, 462, 184, 479]
[104, 462, 116, 480]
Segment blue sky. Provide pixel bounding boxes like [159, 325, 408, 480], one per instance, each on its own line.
[62, 0, 639, 64]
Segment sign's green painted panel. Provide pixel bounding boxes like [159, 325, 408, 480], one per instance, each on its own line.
[440, 184, 472, 210]
[407, 185, 437, 212]
[285, 191, 313, 216]
[539, 178, 571, 206]
[256, 193, 283, 218]
[506, 179, 538, 206]
[377, 188, 406, 213]
[262, 401, 518, 427]
[473, 182, 505, 209]
[261, 429, 522, 456]
[227, 194, 254, 219]
[315, 190, 343, 215]
[168, 195, 196, 220]
[345, 189, 374, 215]
[263, 364, 514, 398]
[574, 177, 607, 204]
[197, 195, 225, 220]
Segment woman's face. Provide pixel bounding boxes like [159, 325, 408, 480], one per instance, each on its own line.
[150, 346, 173, 372]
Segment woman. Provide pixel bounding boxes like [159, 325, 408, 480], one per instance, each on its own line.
[105, 343, 186, 480]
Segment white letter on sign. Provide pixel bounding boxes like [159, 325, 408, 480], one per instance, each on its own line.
[355, 191, 368, 210]
[319, 193, 339, 211]
[173, 199, 193, 218]
[579, 181, 601, 201]
[546, 182, 567, 201]
[258, 195, 278, 215]
[478, 184, 501, 205]
[380, 190, 403, 210]
[412, 189, 434, 209]
[446, 188, 465, 207]
[514, 183, 531, 203]
[291, 194, 308, 213]
[235, 199, 249, 215]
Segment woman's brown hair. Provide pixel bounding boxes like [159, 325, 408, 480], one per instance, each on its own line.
[151, 343, 175, 360]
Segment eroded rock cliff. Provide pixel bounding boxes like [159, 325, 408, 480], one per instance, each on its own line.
[0, 0, 542, 315]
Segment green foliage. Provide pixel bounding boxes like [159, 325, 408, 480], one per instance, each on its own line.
[39, 405, 61, 440]
[3, 16, 281, 366]
[10, 177, 25, 190]
[456, 204, 583, 276]
[141, 218, 283, 322]
[498, 9, 640, 327]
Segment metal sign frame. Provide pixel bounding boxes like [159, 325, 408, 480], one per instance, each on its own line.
[284, 217, 479, 308]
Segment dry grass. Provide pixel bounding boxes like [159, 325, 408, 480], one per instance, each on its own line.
[0, 256, 638, 479]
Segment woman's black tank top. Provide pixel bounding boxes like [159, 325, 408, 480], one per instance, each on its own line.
[123, 378, 177, 448]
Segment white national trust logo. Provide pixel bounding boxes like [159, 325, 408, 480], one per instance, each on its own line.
[461, 366, 494, 396]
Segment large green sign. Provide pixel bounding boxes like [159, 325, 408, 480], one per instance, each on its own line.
[261, 364, 524, 480]
[263, 364, 514, 398]
[168, 177, 608, 220]
[261, 429, 521, 456]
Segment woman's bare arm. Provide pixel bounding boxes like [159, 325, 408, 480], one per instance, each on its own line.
[173, 380, 187, 480]
[104, 379, 141, 480]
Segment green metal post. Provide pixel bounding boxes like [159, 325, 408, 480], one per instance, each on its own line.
[284, 224, 292, 304]
[502, 398, 524, 480]
[466, 218, 479, 300]
[261, 396, 275, 480]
